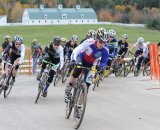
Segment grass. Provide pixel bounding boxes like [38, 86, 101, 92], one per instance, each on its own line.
[0, 24, 159, 47]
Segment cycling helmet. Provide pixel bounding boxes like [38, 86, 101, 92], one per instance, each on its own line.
[5, 35, 11, 39]
[137, 37, 144, 44]
[53, 36, 61, 45]
[71, 35, 78, 42]
[14, 35, 23, 43]
[88, 30, 96, 39]
[61, 37, 67, 43]
[96, 28, 108, 42]
[122, 34, 128, 39]
[108, 29, 116, 37]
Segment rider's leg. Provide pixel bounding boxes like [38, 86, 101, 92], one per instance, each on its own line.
[43, 69, 56, 97]
[137, 56, 145, 72]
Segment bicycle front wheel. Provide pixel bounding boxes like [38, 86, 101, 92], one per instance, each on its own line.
[35, 81, 43, 103]
[53, 74, 61, 86]
[4, 76, 13, 98]
[73, 83, 87, 129]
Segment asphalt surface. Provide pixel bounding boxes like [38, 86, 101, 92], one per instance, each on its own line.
[0, 74, 160, 130]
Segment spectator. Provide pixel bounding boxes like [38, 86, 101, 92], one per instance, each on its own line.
[31, 39, 42, 75]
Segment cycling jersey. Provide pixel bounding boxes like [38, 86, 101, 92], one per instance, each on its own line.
[2, 42, 25, 64]
[71, 39, 108, 67]
[43, 44, 64, 69]
[118, 40, 128, 57]
[63, 40, 78, 59]
[105, 38, 118, 58]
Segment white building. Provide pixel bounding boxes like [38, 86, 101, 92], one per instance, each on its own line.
[0, 15, 7, 24]
[22, 5, 97, 25]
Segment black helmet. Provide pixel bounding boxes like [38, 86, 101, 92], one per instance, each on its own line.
[96, 28, 108, 42]
[53, 36, 61, 45]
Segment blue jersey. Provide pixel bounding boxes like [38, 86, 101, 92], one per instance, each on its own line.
[71, 39, 109, 67]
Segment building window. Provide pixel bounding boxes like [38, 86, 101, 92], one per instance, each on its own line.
[57, 20, 59, 23]
[39, 21, 40, 23]
[44, 14, 47, 19]
[32, 21, 34, 23]
[93, 20, 95, 22]
[87, 20, 89, 22]
[76, 20, 77, 23]
[62, 14, 67, 19]
[45, 21, 47, 23]
[70, 20, 72, 23]
[82, 20, 83, 22]
[81, 14, 84, 18]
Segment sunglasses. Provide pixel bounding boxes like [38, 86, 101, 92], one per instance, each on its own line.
[110, 36, 114, 38]
[54, 43, 59, 46]
[15, 43, 21, 45]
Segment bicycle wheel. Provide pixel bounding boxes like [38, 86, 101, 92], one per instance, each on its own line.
[0, 74, 6, 94]
[123, 61, 131, 77]
[92, 79, 100, 91]
[4, 76, 13, 98]
[53, 74, 61, 86]
[62, 64, 70, 83]
[143, 62, 150, 76]
[66, 87, 77, 119]
[35, 81, 43, 103]
[73, 83, 87, 129]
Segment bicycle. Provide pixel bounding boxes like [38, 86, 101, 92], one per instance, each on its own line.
[0, 60, 16, 98]
[35, 60, 58, 103]
[53, 66, 61, 87]
[62, 59, 72, 83]
[65, 64, 90, 129]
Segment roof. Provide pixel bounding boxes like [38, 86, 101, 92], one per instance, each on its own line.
[25, 8, 97, 19]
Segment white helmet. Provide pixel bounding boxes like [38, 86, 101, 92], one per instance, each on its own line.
[71, 35, 78, 42]
[137, 37, 144, 44]
[5, 35, 11, 39]
[14, 35, 23, 43]
[122, 34, 128, 39]
[108, 29, 116, 37]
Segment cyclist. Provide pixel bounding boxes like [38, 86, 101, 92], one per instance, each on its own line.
[1, 35, 11, 71]
[105, 29, 118, 73]
[117, 34, 129, 58]
[63, 35, 78, 61]
[1, 35, 25, 84]
[64, 28, 109, 103]
[61, 37, 67, 48]
[80, 30, 96, 44]
[129, 37, 147, 73]
[37, 36, 64, 97]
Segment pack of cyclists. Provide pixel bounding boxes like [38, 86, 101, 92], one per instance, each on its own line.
[0, 28, 151, 92]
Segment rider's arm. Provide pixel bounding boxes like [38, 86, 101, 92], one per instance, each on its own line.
[71, 39, 93, 61]
[58, 46, 64, 70]
[99, 49, 109, 67]
[2, 44, 11, 57]
[129, 43, 137, 52]
[19, 44, 25, 64]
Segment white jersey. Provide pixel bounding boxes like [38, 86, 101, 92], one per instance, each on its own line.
[19, 44, 25, 64]
[133, 42, 146, 52]
[56, 45, 64, 69]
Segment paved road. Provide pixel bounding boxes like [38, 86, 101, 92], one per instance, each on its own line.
[0, 74, 160, 130]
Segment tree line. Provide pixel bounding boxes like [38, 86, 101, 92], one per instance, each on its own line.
[0, 0, 160, 29]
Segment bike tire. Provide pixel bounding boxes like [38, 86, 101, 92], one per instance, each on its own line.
[62, 64, 70, 83]
[53, 74, 61, 86]
[73, 83, 87, 129]
[4, 76, 13, 98]
[0, 74, 6, 95]
[143, 62, 150, 76]
[66, 87, 77, 119]
[35, 82, 43, 103]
